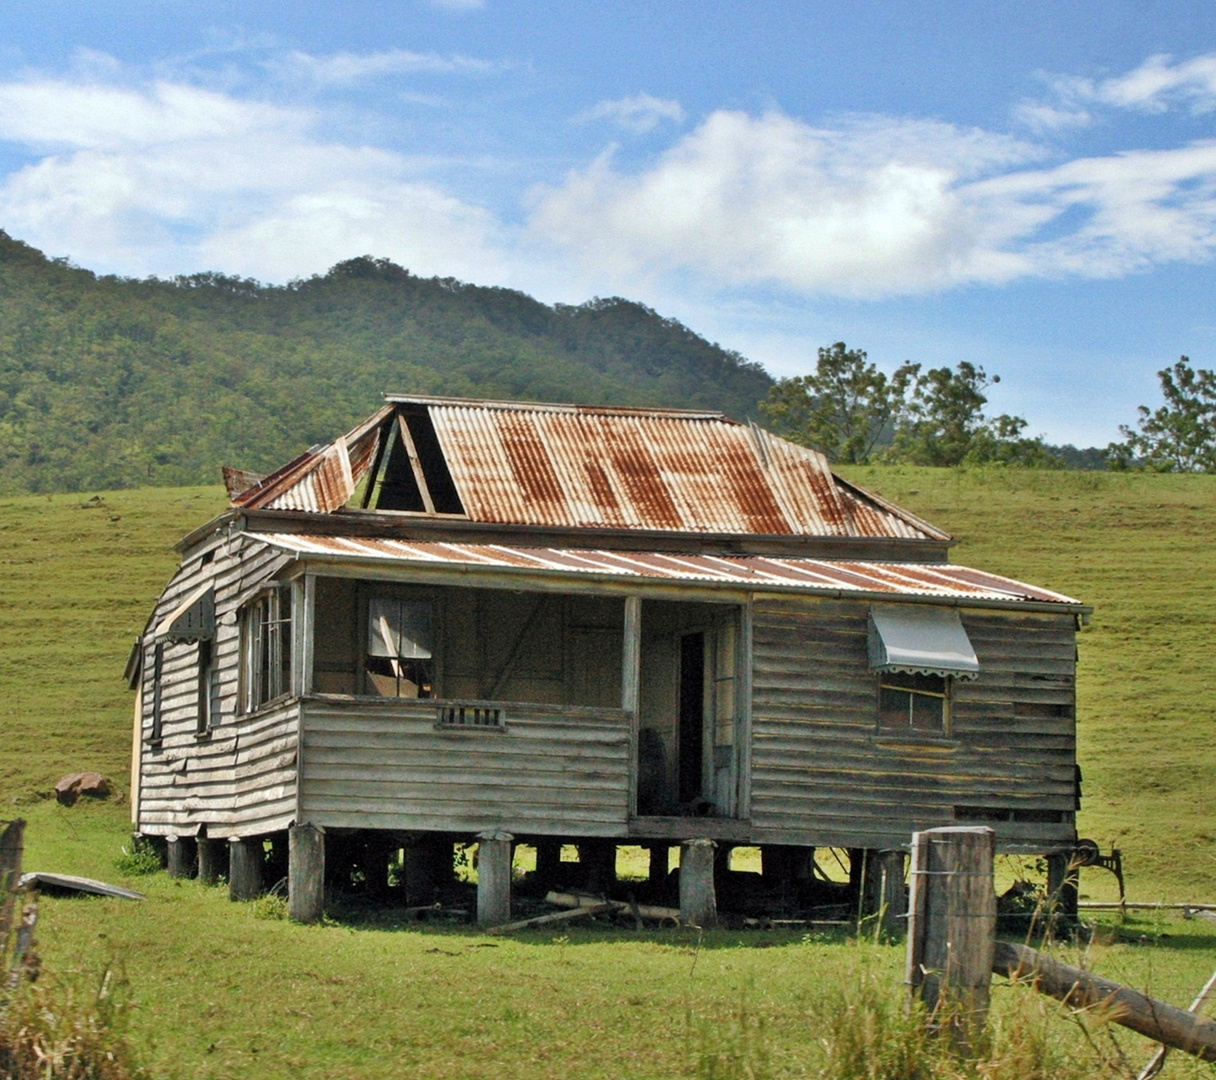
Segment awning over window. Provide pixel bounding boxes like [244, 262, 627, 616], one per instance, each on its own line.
[155, 583, 215, 643]
[868, 604, 979, 680]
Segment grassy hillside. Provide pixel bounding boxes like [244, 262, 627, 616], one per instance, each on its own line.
[4, 469, 1216, 1078]
[0, 235, 772, 494]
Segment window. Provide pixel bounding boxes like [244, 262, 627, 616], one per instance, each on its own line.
[366, 597, 433, 698]
[197, 638, 217, 735]
[240, 588, 293, 712]
[878, 671, 949, 733]
[150, 642, 164, 742]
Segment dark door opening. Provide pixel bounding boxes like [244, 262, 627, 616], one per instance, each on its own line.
[678, 632, 705, 805]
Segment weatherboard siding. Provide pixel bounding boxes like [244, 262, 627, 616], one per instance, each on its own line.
[747, 596, 1077, 852]
[137, 536, 298, 838]
[299, 698, 631, 835]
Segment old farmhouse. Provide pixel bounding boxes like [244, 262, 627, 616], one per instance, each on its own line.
[127, 395, 1088, 924]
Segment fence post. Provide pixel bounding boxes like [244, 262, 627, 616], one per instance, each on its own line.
[906, 826, 997, 1053]
[1, 820, 25, 941]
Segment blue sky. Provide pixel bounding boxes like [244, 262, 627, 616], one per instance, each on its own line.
[2, 2, 1216, 446]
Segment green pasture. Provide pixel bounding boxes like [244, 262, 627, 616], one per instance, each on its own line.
[2, 468, 1216, 1077]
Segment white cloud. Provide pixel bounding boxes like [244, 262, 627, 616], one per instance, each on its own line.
[1089, 53, 1216, 113]
[530, 108, 1216, 298]
[0, 73, 508, 282]
[277, 47, 499, 85]
[572, 94, 685, 134]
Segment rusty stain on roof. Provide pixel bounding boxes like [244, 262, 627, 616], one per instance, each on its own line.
[230, 397, 950, 543]
[260, 532, 1082, 607]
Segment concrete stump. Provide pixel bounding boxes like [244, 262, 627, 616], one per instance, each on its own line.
[289, 824, 326, 923]
[476, 831, 513, 926]
[196, 838, 227, 885]
[166, 836, 195, 879]
[228, 837, 263, 901]
[679, 838, 717, 927]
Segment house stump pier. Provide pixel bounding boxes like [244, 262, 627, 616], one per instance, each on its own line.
[534, 841, 562, 888]
[863, 848, 908, 939]
[166, 836, 195, 879]
[228, 837, 263, 901]
[680, 839, 717, 927]
[477, 831, 513, 926]
[405, 836, 452, 904]
[196, 837, 227, 885]
[289, 824, 326, 923]
[1046, 850, 1079, 926]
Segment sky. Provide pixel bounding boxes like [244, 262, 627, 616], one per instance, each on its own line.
[1, 2, 1215, 446]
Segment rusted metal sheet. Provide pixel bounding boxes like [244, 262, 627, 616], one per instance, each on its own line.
[421, 399, 945, 539]
[233, 397, 946, 541]
[234, 407, 389, 513]
[258, 532, 1083, 607]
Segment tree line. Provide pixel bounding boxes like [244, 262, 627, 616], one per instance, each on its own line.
[761, 342, 1216, 473]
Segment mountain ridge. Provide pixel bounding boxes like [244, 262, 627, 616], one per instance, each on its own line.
[0, 235, 772, 494]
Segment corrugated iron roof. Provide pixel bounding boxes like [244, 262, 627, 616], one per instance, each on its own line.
[260, 532, 1083, 608]
[232, 396, 947, 543]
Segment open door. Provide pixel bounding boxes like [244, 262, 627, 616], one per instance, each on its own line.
[638, 602, 740, 817]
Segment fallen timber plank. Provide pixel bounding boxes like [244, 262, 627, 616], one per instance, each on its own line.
[485, 903, 617, 935]
[1079, 902, 1216, 912]
[544, 890, 682, 923]
[993, 941, 1216, 1063]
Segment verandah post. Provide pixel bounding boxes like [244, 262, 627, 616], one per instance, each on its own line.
[906, 826, 997, 1053]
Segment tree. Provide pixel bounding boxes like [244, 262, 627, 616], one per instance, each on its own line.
[885, 361, 1057, 467]
[759, 342, 914, 464]
[1108, 356, 1216, 472]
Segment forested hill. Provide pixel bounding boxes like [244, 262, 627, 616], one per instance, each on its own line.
[0, 233, 773, 494]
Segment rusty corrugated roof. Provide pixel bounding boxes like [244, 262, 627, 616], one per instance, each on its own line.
[259, 532, 1083, 609]
[231, 397, 948, 542]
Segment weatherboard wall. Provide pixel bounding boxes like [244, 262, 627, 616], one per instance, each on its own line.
[137, 536, 299, 839]
[297, 698, 631, 835]
[747, 596, 1078, 852]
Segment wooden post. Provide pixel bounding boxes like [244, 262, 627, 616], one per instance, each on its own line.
[228, 837, 263, 901]
[862, 848, 907, 940]
[166, 836, 195, 879]
[648, 845, 670, 892]
[580, 840, 616, 894]
[680, 838, 717, 927]
[1046, 850, 1079, 926]
[477, 831, 513, 927]
[535, 841, 562, 888]
[994, 941, 1216, 1063]
[289, 824, 326, 923]
[622, 595, 641, 818]
[405, 836, 453, 903]
[1, 819, 25, 940]
[196, 837, 227, 885]
[906, 826, 996, 1052]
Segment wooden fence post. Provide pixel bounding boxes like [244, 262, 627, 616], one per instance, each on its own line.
[906, 826, 997, 1052]
[1, 820, 25, 943]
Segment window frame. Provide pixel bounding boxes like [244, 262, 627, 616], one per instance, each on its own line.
[876, 669, 952, 736]
[239, 586, 293, 714]
[197, 637, 218, 736]
[363, 593, 436, 699]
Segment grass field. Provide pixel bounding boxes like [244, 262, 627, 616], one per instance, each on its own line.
[2, 468, 1215, 1077]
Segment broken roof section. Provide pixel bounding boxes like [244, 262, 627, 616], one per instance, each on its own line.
[227, 395, 950, 542]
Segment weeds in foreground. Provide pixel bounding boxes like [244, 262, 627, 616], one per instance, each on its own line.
[0, 963, 145, 1080]
[811, 966, 1130, 1080]
[112, 841, 161, 878]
